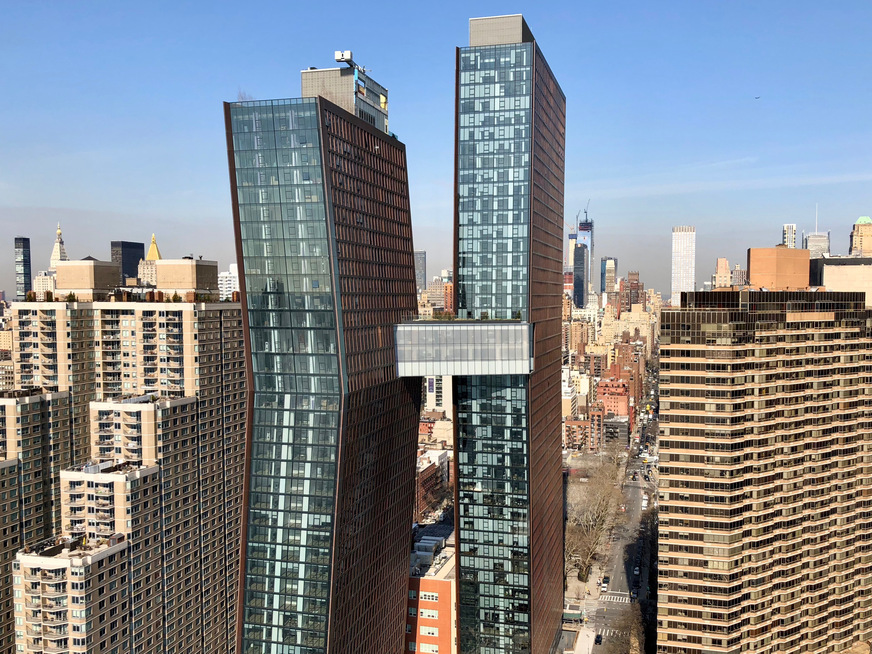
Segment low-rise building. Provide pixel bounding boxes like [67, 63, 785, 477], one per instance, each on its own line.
[408, 529, 456, 654]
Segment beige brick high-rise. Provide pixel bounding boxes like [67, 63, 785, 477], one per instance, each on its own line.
[0, 389, 71, 654]
[657, 290, 872, 654]
[8, 264, 246, 653]
[14, 391, 245, 654]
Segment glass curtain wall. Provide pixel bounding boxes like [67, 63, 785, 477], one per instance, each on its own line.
[229, 98, 339, 654]
[456, 41, 536, 654]
[457, 375, 531, 652]
[457, 43, 532, 322]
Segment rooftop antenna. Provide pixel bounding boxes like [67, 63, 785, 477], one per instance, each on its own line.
[815, 203, 819, 232]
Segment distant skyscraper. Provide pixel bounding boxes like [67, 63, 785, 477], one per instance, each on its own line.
[670, 225, 696, 305]
[218, 262, 239, 300]
[849, 216, 872, 256]
[601, 256, 617, 293]
[452, 15, 565, 653]
[714, 256, 731, 288]
[803, 230, 830, 258]
[48, 224, 69, 272]
[414, 249, 427, 292]
[731, 263, 748, 286]
[226, 58, 420, 654]
[110, 240, 145, 283]
[659, 291, 872, 654]
[14, 237, 31, 301]
[782, 223, 797, 248]
[566, 232, 577, 272]
[577, 219, 593, 294]
[137, 234, 163, 285]
[573, 242, 588, 308]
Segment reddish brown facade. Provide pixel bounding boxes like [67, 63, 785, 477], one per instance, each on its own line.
[527, 42, 567, 654]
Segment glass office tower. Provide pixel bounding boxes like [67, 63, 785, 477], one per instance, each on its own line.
[573, 243, 588, 309]
[110, 240, 145, 283]
[14, 237, 32, 301]
[455, 15, 566, 654]
[225, 63, 420, 654]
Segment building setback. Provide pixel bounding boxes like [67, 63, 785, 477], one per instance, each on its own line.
[658, 291, 872, 654]
[225, 61, 420, 654]
[454, 14, 565, 653]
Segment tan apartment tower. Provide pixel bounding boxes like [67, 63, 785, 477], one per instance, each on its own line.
[658, 290, 872, 654]
[9, 265, 246, 652]
[14, 392, 246, 654]
[850, 216, 872, 257]
[0, 389, 71, 654]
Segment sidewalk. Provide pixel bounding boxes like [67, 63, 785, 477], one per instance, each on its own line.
[566, 559, 604, 604]
[572, 627, 595, 654]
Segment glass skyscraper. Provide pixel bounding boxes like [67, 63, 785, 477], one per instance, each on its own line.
[225, 61, 420, 654]
[414, 250, 427, 293]
[572, 242, 588, 309]
[14, 236, 31, 301]
[601, 256, 617, 294]
[454, 15, 565, 653]
[110, 240, 145, 283]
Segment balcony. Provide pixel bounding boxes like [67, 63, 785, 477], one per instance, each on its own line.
[40, 586, 67, 599]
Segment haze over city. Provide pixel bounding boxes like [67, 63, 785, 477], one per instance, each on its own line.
[3, 1, 872, 294]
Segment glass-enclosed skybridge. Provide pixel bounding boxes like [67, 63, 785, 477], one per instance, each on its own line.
[394, 320, 534, 377]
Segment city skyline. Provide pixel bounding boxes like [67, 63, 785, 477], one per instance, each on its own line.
[3, 2, 872, 296]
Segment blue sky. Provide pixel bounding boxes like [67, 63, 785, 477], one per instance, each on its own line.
[2, 1, 871, 296]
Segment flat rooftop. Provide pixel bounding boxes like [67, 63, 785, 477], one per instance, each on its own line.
[21, 534, 125, 559]
[411, 523, 456, 580]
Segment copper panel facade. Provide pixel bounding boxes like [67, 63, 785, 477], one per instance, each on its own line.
[319, 100, 421, 654]
[527, 43, 566, 654]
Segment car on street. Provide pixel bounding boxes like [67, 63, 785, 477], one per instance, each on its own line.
[630, 589, 638, 600]
[634, 566, 640, 575]
[601, 576, 610, 591]
[594, 634, 603, 645]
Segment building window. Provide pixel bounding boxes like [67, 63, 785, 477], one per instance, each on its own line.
[420, 592, 439, 602]
[420, 626, 438, 637]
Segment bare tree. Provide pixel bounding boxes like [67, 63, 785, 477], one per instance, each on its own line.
[603, 604, 645, 654]
[565, 464, 623, 580]
[603, 439, 626, 470]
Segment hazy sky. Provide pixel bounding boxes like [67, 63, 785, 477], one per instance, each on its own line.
[2, 1, 871, 297]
